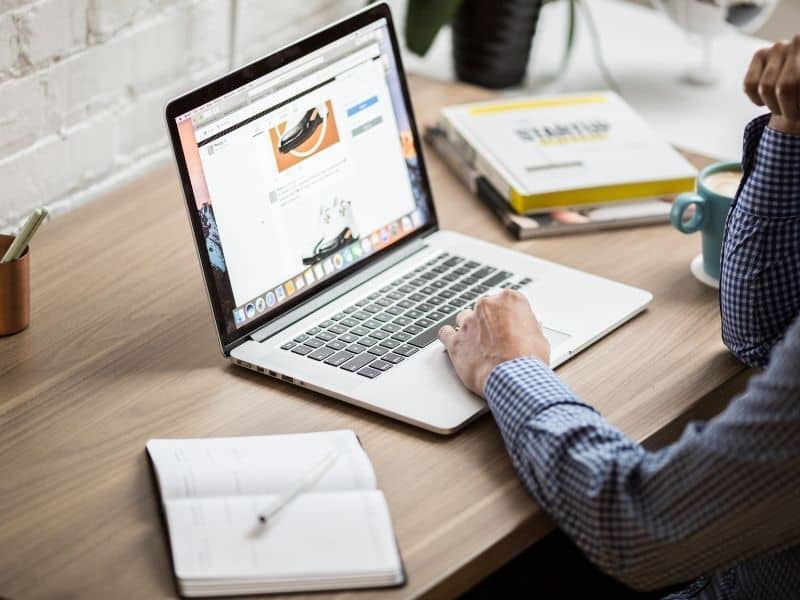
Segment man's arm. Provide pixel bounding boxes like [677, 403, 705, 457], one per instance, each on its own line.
[438, 291, 800, 592]
[720, 38, 800, 368]
[484, 314, 800, 592]
[720, 118, 800, 367]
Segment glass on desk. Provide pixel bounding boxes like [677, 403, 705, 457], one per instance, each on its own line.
[0, 234, 31, 336]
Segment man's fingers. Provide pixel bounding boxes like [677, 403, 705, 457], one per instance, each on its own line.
[777, 56, 800, 121]
[777, 36, 800, 121]
[761, 43, 789, 115]
[744, 47, 768, 106]
[456, 309, 473, 328]
[438, 325, 457, 352]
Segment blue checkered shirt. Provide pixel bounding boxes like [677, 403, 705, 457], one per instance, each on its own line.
[484, 116, 800, 599]
[721, 115, 800, 368]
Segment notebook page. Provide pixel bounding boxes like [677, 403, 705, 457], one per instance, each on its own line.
[165, 491, 402, 582]
[147, 430, 375, 500]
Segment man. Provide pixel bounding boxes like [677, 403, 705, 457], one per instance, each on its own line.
[721, 37, 800, 368]
[440, 38, 800, 599]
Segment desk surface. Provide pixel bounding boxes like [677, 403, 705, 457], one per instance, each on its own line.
[0, 76, 746, 599]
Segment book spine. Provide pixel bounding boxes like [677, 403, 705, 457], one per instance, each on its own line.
[474, 153, 514, 205]
[423, 126, 478, 193]
[474, 177, 523, 239]
[438, 117, 474, 163]
[440, 114, 514, 202]
[424, 127, 522, 239]
[508, 178, 695, 214]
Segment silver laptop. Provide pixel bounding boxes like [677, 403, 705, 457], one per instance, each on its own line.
[166, 3, 652, 434]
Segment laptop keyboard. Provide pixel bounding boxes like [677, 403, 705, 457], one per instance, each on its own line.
[279, 253, 531, 379]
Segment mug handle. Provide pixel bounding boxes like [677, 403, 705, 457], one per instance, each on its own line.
[671, 193, 708, 234]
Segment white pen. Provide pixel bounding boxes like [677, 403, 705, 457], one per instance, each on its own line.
[1, 207, 48, 263]
[255, 449, 340, 529]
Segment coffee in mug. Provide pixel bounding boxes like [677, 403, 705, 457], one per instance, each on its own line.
[702, 170, 743, 199]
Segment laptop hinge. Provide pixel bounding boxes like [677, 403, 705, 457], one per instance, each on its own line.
[249, 237, 430, 343]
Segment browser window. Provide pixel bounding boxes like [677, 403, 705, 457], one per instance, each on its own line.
[175, 19, 431, 332]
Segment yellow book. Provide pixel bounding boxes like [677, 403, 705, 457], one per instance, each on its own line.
[440, 92, 696, 214]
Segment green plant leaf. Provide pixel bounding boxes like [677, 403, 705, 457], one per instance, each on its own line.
[405, 0, 464, 57]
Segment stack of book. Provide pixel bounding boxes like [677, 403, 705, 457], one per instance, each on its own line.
[426, 91, 697, 239]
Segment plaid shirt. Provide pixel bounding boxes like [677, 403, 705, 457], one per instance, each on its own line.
[721, 115, 800, 368]
[484, 117, 800, 599]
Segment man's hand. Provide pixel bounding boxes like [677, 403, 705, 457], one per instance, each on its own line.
[744, 35, 800, 136]
[437, 290, 550, 397]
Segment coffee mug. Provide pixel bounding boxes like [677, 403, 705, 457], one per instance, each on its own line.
[670, 161, 742, 281]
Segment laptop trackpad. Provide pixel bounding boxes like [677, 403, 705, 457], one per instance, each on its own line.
[543, 326, 571, 350]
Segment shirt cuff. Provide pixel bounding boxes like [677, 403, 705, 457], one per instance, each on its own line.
[736, 115, 800, 218]
[484, 357, 598, 446]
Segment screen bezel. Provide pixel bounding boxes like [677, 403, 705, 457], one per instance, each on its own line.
[165, 3, 438, 355]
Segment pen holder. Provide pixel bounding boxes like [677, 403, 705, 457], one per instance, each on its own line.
[0, 234, 30, 336]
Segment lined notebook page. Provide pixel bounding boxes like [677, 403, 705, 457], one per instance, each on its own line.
[147, 430, 376, 499]
[165, 491, 401, 581]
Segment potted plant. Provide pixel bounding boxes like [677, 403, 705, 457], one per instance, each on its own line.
[404, 0, 577, 89]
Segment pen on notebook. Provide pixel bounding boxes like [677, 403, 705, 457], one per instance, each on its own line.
[1, 207, 48, 263]
[256, 449, 340, 526]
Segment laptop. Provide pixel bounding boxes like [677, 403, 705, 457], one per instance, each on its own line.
[165, 3, 652, 434]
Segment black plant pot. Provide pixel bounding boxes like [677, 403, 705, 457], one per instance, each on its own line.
[452, 0, 544, 89]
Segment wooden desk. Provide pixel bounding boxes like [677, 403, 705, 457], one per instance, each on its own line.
[0, 76, 748, 599]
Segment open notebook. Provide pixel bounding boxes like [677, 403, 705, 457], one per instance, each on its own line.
[146, 430, 405, 597]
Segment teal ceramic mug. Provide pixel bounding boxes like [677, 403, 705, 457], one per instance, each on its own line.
[670, 161, 743, 281]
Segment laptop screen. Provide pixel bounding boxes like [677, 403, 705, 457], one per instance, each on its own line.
[172, 14, 433, 340]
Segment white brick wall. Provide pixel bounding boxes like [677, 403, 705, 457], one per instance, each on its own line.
[0, 0, 361, 231]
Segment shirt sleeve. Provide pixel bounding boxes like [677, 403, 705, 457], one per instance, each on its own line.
[720, 115, 800, 368]
[484, 313, 800, 592]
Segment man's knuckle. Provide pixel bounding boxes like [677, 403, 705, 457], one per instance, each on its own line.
[761, 63, 778, 78]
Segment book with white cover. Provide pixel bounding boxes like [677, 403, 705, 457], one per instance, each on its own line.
[146, 430, 404, 597]
[440, 91, 697, 214]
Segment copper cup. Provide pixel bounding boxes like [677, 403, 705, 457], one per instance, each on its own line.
[0, 233, 30, 336]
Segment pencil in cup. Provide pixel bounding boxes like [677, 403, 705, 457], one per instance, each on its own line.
[0, 234, 31, 335]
